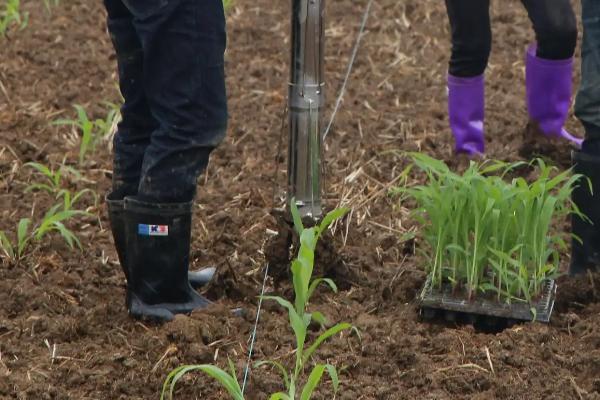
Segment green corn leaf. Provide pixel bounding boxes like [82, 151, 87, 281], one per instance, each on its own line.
[262, 296, 308, 355]
[290, 198, 304, 236]
[268, 393, 291, 400]
[307, 278, 338, 303]
[317, 207, 349, 236]
[35, 208, 88, 240]
[161, 364, 244, 400]
[24, 161, 53, 180]
[311, 311, 328, 327]
[16, 218, 31, 257]
[300, 364, 339, 400]
[51, 221, 81, 249]
[302, 322, 351, 364]
[0, 231, 15, 260]
[530, 307, 538, 322]
[291, 259, 308, 315]
[24, 183, 55, 194]
[254, 360, 290, 390]
[324, 364, 340, 393]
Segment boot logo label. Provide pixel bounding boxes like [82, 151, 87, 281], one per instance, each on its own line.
[138, 224, 169, 236]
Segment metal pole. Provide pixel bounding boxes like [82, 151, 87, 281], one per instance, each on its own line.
[287, 0, 325, 219]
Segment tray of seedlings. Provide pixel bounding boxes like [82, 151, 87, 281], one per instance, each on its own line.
[396, 154, 581, 329]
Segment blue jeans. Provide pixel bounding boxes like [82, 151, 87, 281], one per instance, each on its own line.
[576, 0, 600, 147]
[104, 0, 228, 202]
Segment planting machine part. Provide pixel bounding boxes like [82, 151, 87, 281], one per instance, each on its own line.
[418, 277, 557, 328]
[287, 0, 325, 219]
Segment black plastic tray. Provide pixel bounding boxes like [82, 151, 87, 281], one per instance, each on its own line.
[418, 277, 556, 324]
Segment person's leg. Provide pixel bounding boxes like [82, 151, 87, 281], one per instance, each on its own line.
[521, 0, 581, 146]
[117, 0, 227, 321]
[444, 0, 490, 155]
[576, 0, 600, 150]
[445, 0, 491, 78]
[104, 0, 158, 199]
[124, 0, 228, 203]
[571, 0, 600, 275]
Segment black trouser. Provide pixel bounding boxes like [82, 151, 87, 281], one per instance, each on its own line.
[104, 0, 228, 203]
[445, 0, 577, 77]
[576, 0, 600, 151]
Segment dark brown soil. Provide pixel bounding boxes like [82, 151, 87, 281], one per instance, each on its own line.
[1, 0, 597, 399]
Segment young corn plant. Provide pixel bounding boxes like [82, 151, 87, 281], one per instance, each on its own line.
[0, 0, 28, 37]
[395, 153, 581, 304]
[161, 204, 351, 400]
[53, 104, 119, 165]
[24, 162, 94, 211]
[0, 204, 89, 264]
[0, 218, 32, 262]
[33, 203, 89, 249]
[25, 162, 69, 194]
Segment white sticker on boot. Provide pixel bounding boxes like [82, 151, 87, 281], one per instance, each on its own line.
[138, 224, 169, 236]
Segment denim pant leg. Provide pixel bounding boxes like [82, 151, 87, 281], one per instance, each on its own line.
[123, 0, 228, 203]
[576, 0, 600, 144]
[104, 0, 158, 198]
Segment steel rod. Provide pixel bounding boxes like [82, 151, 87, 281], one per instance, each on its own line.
[287, 0, 325, 219]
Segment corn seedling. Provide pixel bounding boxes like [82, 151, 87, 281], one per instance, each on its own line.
[24, 162, 94, 210]
[0, 204, 89, 263]
[25, 162, 69, 194]
[53, 104, 119, 165]
[0, 218, 32, 262]
[56, 188, 97, 211]
[34, 203, 89, 249]
[0, 0, 28, 37]
[161, 203, 351, 400]
[395, 153, 582, 304]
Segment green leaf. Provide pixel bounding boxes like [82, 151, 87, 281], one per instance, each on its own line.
[307, 278, 337, 303]
[300, 364, 339, 400]
[24, 183, 54, 194]
[254, 360, 290, 390]
[16, 218, 31, 257]
[302, 323, 351, 364]
[0, 231, 15, 260]
[268, 393, 291, 400]
[24, 162, 53, 179]
[161, 364, 244, 400]
[290, 198, 304, 235]
[324, 364, 340, 393]
[262, 296, 308, 356]
[311, 311, 328, 327]
[317, 207, 349, 235]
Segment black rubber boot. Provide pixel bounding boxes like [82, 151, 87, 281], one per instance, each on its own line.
[106, 195, 215, 289]
[107, 194, 129, 281]
[123, 197, 211, 321]
[570, 151, 600, 275]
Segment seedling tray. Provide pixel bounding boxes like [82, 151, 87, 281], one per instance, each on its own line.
[418, 277, 556, 325]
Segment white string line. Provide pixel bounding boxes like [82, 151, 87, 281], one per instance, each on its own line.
[323, 0, 374, 141]
[241, 262, 270, 393]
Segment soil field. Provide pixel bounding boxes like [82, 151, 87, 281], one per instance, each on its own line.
[1, 0, 598, 399]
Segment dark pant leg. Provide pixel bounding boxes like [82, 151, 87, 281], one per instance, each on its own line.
[104, 0, 158, 198]
[521, 0, 577, 60]
[122, 0, 228, 203]
[576, 0, 600, 150]
[444, 0, 491, 78]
